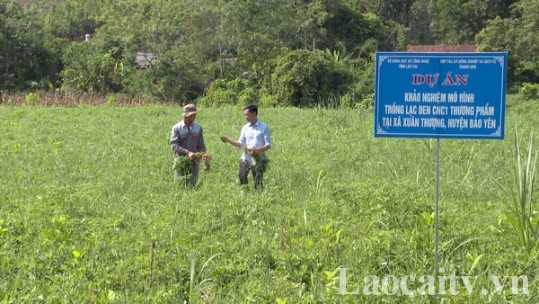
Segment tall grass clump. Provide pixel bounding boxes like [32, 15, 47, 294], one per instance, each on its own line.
[498, 130, 538, 256]
[24, 92, 39, 105]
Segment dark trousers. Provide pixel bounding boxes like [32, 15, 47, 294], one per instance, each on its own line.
[238, 160, 263, 189]
[174, 159, 199, 187]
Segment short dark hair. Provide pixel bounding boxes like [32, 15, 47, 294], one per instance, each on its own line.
[244, 103, 258, 115]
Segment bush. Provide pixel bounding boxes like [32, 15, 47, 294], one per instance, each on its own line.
[356, 93, 375, 109]
[61, 38, 128, 93]
[495, 130, 538, 257]
[264, 49, 353, 107]
[198, 78, 255, 107]
[518, 83, 539, 100]
[152, 49, 206, 102]
[24, 92, 39, 106]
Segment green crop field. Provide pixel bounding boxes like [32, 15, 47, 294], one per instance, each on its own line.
[1, 99, 539, 303]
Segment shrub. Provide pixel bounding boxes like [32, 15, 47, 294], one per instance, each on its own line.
[24, 92, 39, 105]
[61, 39, 128, 93]
[496, 130, 538, 257]
[265, 49, 353, 107]
[518, 83, 539, 100]
[198, 78, 255, 107]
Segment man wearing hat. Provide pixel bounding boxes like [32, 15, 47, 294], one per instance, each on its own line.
[170, 104, 208, 187]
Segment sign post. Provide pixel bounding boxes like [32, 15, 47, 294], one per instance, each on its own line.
[374, 52, 508, 274]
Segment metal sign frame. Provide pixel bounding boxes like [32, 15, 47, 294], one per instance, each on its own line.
[373, 51, 508, 275]
[374, 52, 508, 139]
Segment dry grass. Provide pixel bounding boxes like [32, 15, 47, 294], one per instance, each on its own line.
[0, 91, 175, 107]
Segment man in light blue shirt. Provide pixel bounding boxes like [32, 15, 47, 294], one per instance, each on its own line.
[221, 104, 271, 189]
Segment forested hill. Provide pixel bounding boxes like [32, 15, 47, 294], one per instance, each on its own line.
[1, 0, 538, 106]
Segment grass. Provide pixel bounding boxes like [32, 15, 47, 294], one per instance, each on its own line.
[0, 99, 538, 302]
[495, 129, 538, 257]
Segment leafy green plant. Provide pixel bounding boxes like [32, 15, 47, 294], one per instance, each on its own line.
[24, 92, 38, 105]
[104, 95, 116, 106]
[519, 83, 539, 101]
[178, 253, 221, 303]
[497, 131, 538, 256]
[0, 219, 8, 236]
[267, 49, 353, 107]
[357, 92, 374, 109]
[198, 78, 256, 107]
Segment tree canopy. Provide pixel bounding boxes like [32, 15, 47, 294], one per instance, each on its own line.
[1, 0, 536, 106]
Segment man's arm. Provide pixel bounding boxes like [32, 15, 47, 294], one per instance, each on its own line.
[220, 135, 241, 148]
[252, 143, 270, 154]
[171, 127, 188, 155]
[171, 126, 196, 160]
[253, 124, 271, 154]
[197, 127, 207, 153]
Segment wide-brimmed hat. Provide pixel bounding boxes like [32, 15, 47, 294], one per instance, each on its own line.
[182, 104, 197, 117]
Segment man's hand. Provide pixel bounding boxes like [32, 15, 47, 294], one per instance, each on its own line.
[245, 147, 258, 155]
[187, 151, 196, 160]
[220, 135, 229, 143]
[201, 152, 212, 171]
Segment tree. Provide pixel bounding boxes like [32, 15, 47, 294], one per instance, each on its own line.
[0, 0, 60, 90]
[264, 49, 353, 107]
[476, 0, 539, 88]
[1, 0, 530, 101]
[61, 36, 128, 93]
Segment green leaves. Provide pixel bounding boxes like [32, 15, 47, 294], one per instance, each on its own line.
[0, 219, 8, 236]
[477, 0, 539, 88]
[267, 49, 353, 106]
[498, 130, 538, 256]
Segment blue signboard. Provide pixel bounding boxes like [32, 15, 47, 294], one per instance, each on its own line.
[374, 52, 507, 138]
